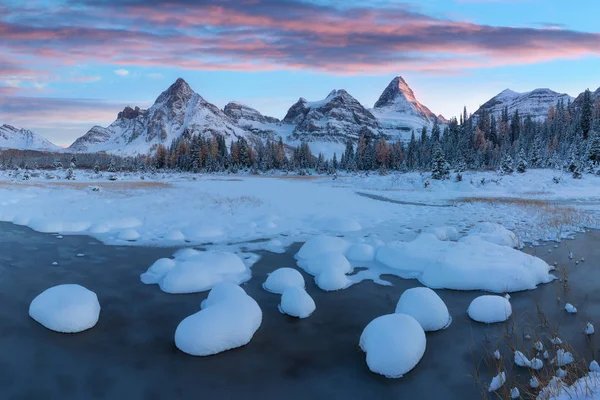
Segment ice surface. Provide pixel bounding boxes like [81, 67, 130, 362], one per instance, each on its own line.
[29, 284, 100, 333]
[467, 295, 512, 323]
[142, 250, 250, 294]
[279, 286, 316, 318]
[263, 268, 305, 294]
[175, 283, 262, 356]
[394, 287, 451, 332]
[359, 313, 426, 378]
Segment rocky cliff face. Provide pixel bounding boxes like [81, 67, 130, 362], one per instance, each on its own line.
[283, 89, 381, 143]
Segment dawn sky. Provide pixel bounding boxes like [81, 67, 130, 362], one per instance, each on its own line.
[1, 0, 599, 146]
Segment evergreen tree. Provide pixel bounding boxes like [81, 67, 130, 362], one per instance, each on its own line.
[500, 153, 514, 174]
[430, 144, 450, 180]
[581, 89, 593, 140]
[516, 148, 527, 173]
[588, 132, 600, 164]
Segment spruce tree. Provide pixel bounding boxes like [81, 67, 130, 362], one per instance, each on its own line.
[588, 132, 600, 164]
[581, 89, 593, 140]
[516, 148, 527, 173]
[430, 144, 450, 180]
[500, 153, 514, 174]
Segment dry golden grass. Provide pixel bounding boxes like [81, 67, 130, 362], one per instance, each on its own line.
[454, 196, 596, 241]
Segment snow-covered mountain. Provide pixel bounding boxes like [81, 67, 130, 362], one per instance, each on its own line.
[223, 101, 283, 138]
[0, 124, 60, 151]
[69, 78, 258, 154]
[283, 89, 381, 143]
[474, 88, 574, 121]
[371, 76, 443, 139]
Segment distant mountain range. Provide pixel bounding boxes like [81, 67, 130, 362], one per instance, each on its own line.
[2, 77, 599, 157]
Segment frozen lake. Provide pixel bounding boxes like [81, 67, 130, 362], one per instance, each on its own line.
[1, 223, 599, 399]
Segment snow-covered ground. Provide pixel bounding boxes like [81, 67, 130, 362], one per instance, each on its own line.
[1, 169, 598, 250]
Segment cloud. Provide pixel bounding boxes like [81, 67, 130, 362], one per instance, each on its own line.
[1, 0, 599, 79]
[114, 68, 129, 76]
[146, 72, 163, 79]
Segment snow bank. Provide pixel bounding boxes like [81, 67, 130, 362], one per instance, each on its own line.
[395, 287, 451, 331]
[263, 268, 305, 294]
[538, 372, 600, 400]
[29, 284, 100, 333]
[468, 222, 519, 248]
[141, 250, 250, 294]
[376, 233, 553, 292]
[279, 287, 316, 318]
[175, 283, 262, 356]
[467, 295, 512, 323]
[425, 226, 460, 241]
[359, 314, 426, 378]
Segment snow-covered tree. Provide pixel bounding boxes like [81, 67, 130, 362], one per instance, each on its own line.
[588, 132, 600, 164]
[500, 153, 514, 174]
[430, 144, 450, 180]
[581, 89, 593, 140]
[516, 148, 527, 173]
[108, 158, 117, 173]
[65, 167, 74, 180]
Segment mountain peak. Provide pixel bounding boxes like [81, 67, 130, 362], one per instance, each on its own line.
[155, 77, 195, 106]
[374, 76, 417, 109]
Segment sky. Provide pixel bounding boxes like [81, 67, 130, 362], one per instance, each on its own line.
[1, 0, 599, 147]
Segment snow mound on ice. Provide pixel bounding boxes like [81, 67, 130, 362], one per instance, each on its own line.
[140, 258, 176, 284]
[164, 230, 185, 241]
[301, 252, 351, 275]
[29, 284, 100, 333]
[313, 216, 362, 232]
[297, 250, 352, 291]
[175, 283, 262, 356]
[425, 226, 460, 241]
[395, 287, 451, 331]
[376, 233, 552, 292]
[279, 286, 316, 318]
[141, 250, 250, 294]
[118, 228, 140, 241]
[359, 313, 426, 378]
[296, 236, 350, 259]
[263, 268, 305, 294]
[345, 243, 376, 262]
[467, 295, 512, 323]
[315, 266, 351, 291]
[467, 222, 519, 248]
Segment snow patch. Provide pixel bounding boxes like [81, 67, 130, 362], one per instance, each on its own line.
[467, 295, 512, 323]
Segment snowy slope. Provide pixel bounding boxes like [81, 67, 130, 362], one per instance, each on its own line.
[223, 101, 284, 139]
[474, 88, 574, 121]
[371, 77, 443, 141]
[0, 124, 60, 151]
[282, 89, 381, 144]
[69, 79, 259, 155]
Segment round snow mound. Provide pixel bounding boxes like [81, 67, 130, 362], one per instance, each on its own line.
[29, 284, 101, 333]
[279, 286, 316, 318]
[359, 313, 426, 378]
[302, 253, 351, 276]
[175, 283, 262, 356]
[263, 268, 305, 294]
[315, 267, 351, 291]
[395, 287, 451, 331]
[345, 243, 376, 262]
[297, 236, 350, 260]
[468, 295, 512, 323]
[118, 228, 140, 241]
